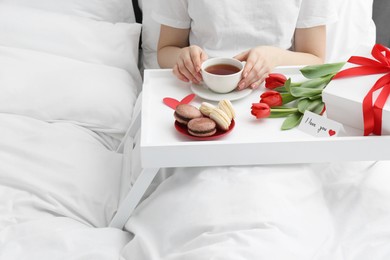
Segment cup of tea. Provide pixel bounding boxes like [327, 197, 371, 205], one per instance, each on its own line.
[201, 57, 244, 94]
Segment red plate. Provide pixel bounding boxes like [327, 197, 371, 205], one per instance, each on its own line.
[174, 119, 235, 141]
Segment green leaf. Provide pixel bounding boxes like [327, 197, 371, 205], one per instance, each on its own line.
[273, 86, 288, 93]
[297, 98, 311, 113]
[281, 112, 303, 130]
[290, 87, 323, 98]
[306, 99, 323, 112]
[283, 78, 292, 94]
[300, 62, 346, 79]
[308, 94, 322, 100]
[297, 98, 323, 114]
[280, 92, 298, 105]
[311, 102, 325, 115]
[299, 77, 328, 89]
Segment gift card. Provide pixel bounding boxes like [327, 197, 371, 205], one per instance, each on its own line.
[298, 110, 344, 137]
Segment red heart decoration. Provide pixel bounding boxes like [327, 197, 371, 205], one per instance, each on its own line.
[328, 129, 336, 136]
[180, 93, 196, 105]
[163, 94, 196, 109]
[163, 97, 180, 109]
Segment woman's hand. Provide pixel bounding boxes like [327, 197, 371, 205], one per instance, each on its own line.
[234, 46, 279, 90]
[157, 25, 208, 84]
[173, 45, 208, 84]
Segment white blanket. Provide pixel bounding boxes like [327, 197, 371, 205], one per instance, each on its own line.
[0, 113, 124, 228]
[0, 217, 131, 260]
[122, 165, 335, 260]
[121, 161, 390, 260]
[0, 3, 141, 258]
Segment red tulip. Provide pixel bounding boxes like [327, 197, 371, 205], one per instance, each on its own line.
[260, 91, 283, 107]
[251, 103, 271, 119]
[265, 73, 287, 89]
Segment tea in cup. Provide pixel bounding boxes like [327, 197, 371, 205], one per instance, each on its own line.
[201, 57, 244, 94]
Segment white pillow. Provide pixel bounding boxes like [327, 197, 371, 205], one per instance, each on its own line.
[0, 46, 139, 135]
[0, 0, 135, 23]
[326, 0, 376, 62]
[138, 0, 161, 69]
[0, 4, 141, 74]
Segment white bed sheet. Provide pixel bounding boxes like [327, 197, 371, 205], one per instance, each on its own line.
[313, 161, 390, 260]
[121, 161, 390, 260]
[0, 1, 142, 258]
[0, 113, 125, 228]
[0, 217, 131, 260]
[122, 165, 334, 260]
[0, 112, 134, 259]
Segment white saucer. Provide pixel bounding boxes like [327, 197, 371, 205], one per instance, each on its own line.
[190, 83, 253, 101]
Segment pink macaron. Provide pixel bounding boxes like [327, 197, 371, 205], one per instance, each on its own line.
[187, 117, 217, 137]
[174, 104, 203, 125]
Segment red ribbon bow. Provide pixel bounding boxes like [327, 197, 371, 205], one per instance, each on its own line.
[333, 44, 390, 136]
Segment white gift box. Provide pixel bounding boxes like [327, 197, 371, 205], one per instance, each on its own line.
[322, 63, 390, 135]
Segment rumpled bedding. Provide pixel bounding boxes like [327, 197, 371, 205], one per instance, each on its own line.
[0, 113, 123, 228]
[122, 165, 335, 260]
[122, 161, 390, 260]
[2, 0, 390, 260]
[0, 217, 131, 260]
[0, 2, 141, 259]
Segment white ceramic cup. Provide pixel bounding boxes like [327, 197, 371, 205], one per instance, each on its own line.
[201, 57, 244, 94]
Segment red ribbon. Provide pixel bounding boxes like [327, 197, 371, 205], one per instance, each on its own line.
[333, 44, 390, 135]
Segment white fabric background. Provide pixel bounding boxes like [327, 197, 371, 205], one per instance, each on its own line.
[139, 0, 376, 69]
[326, 0, 376, 62]
[152, 0, 336, 59]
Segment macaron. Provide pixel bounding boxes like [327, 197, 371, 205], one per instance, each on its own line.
[218, 99, 235, 120]
[199, 102, 216, 117]
[174, 104, 202, 125]
[187, 117, 217, 137]
[209, 108, 231, 131]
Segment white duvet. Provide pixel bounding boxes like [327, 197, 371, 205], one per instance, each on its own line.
[0, 217, 131, 260]
[0, 49, 136, 259]
[0, 3, 141, 259]
[121, 162, 390, 260]
[0, 113, 124, 228]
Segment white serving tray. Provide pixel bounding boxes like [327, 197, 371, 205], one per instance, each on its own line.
[140, 67, 390, 168]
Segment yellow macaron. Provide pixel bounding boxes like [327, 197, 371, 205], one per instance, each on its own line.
[209, 107, 231, 131]
[218, 99, 235, 120]
[199, 102, 216, 117]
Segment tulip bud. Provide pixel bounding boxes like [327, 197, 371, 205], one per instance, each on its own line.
[265, 73, 287, 89]
[251, 103, 271, 119]
[260, 91, 283, 107]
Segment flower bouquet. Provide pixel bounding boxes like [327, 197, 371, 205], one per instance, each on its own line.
[251, 62, 346, 130]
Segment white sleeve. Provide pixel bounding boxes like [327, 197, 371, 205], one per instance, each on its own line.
[152, 0, 190, 29]
[297, 0, 338, 28]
